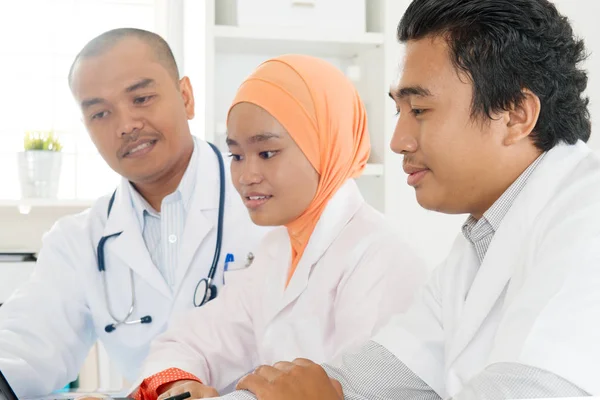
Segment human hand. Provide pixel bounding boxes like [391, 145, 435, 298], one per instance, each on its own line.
[157, 380, 219, 399]
[235, 358, 343, 400]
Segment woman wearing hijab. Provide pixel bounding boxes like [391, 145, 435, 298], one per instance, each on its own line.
[131, 54, 426, 400]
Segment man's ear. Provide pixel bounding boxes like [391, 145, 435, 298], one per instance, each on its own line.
[179, 76, 195, 120]
[503, 89, 541, 146]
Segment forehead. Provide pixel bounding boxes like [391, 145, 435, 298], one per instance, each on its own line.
[228, 103, 286, 135]
[398, 36, 465, 96]
[70, 38, 169, 99]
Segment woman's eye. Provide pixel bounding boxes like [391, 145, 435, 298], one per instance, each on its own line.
[259, 151, 277, 159]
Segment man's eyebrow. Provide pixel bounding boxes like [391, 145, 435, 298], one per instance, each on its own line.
[81, 98, 104, 109]
[389, 85, 433, 100]
[125, 78, 155, 93]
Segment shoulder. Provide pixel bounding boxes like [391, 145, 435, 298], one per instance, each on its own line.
[41, 193, 112, 249]
[335, 202, 425, 272]
[534, 149, 600, 242]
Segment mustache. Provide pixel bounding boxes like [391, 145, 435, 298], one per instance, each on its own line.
[402, 155, 426, 168]
[117, 132, 161, 157]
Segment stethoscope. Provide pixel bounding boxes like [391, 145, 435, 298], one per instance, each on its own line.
[99, 142, 225, 333]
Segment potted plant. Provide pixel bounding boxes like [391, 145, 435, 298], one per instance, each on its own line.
[17, 130, 63, 199]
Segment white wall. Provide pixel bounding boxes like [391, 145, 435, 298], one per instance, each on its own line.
[553, 0, 600, 150]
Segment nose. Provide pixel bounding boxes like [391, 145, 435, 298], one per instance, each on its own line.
[237, 157, 263, 186]
[116, 108, 144, 138]
[390, 115, 419, 155]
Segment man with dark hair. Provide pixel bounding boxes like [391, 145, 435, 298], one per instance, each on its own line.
[217, 1, 600, 399]
[0, 28, 268, 397]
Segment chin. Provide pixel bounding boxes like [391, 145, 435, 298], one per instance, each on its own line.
[414, 189, 442, 213]
[248, 212, 277, 227]
[416, 191, 465, 215]
[248, 210, 293, 227]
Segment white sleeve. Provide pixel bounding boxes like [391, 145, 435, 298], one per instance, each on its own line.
[487, 206, 600, 395]
[331, 235, 427, 358]
[212, 341, 441, 400]
[136, 268, 260, 391]
[454, 363, 588, 400]
[0, 222, 95, 398]
[370, 263, 447, 397]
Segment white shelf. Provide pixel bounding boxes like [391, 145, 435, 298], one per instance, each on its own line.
[214, 25, 385, 57]
[0, 199, 94, 208]
[362, 163, 384, 177]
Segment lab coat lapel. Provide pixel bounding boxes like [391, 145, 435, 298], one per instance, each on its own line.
[174, 141, 220, 290]
[271, 181, 364, 319]
[447, 142, 591, 365]
[102, 181, 172, 298]
[442, 236, 478, 362]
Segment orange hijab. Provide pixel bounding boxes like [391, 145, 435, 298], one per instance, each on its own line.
[227, 54, 370, 286]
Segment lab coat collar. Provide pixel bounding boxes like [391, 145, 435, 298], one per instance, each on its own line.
[173, 139, 225, 292]
[101, 137, 222, 298]
[264, 179, 365, 320]
[447, 141, 592, 365]
[101, 182, 172, 298]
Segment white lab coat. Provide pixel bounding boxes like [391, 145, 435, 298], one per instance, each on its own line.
[136, 180, 427, 391]
[0, 139, 269, 397]
[374, 141, 600, 398]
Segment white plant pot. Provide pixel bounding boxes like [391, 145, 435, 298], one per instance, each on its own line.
[17, 151, 62, 199]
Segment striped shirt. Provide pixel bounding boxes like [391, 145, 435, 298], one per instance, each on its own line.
[128, 140, 198, 290]
[461, 153, 546, 263]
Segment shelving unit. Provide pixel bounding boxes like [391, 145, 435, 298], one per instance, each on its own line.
[0, 199, 94, 208]
[182, 0, 399, 213]
[213, 25, 384, 57]
[0, 198, 93, 215]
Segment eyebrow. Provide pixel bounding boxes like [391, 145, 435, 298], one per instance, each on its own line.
[389, 85, 433, 100]
[81, 98, 104, 110]
[80, 78, 156, 109]
[226, 132, 281, 146]
[125, 78, 155, 93]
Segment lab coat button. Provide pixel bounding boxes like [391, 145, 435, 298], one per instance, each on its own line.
[168, 234, 177, 243]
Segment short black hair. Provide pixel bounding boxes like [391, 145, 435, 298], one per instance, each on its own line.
[398, 0, 591, 151]
[68, 27, 180, 87]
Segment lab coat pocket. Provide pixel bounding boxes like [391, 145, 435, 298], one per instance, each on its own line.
[223, 261, 251, 286]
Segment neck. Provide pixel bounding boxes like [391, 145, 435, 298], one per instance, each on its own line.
[133, 144, 194, 212]
[471, 147, 543, 220]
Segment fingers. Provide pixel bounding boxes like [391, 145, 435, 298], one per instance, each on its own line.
[236, 371, 271, 396]
[330, 378, 344, 398]
[253, 365, 285, 382]
[272, 361, 295, 372]
[157, 382, 219, 400]
[291, 358, 316, 367]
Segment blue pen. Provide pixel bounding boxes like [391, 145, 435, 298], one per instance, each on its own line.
[223, 253, 235, 284]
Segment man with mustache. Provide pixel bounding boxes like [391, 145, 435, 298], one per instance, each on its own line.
[0, 28, 267, 397]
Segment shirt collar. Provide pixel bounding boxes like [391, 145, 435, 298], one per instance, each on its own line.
[462, 152, 546, 244]
[127, 137, 199, 230]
